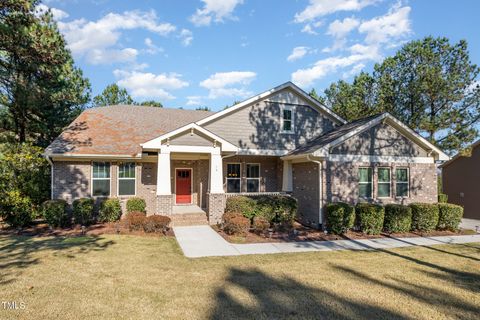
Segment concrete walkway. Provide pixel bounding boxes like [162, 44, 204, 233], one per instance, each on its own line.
[460, 218, 480, 232]
[173, 225, 480, 258]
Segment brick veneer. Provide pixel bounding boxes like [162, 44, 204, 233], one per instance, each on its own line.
[206, 193, 226, 224]
[156, 195, 173, 215]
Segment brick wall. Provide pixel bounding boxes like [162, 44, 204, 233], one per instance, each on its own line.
[206, 193, 226, 224]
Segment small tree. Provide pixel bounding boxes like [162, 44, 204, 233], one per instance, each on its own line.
[93, 84, 134, 106]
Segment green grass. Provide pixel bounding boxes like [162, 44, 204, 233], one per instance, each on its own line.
[0, 234, 479, 319]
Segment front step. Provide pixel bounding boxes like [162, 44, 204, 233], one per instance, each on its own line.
[170, 213, 209, 226]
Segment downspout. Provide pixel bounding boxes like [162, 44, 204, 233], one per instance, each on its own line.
[45, 154, 54, 200]
[307, 154, 323, 229]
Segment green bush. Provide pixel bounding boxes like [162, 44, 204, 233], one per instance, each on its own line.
[355, 203, 385, 235]
[126, 197, 146, 214]
[223, 215, 250, 236]
[255, 195, 298, 224]
[326, 202, 355, 234]
[410, 203, 439, 232]
[0, 190, 34, 227]
[72, 198, 94, 225]
[252, 216, 270, 234]
[143, 215, 171, 233]
[438, 194, 448, 203]
[225, 196, 257, 219]
[383, 204, 412, 233]
[98, 198, 122, 222]
[42, 199, 69, 227]
[437, 203, 463, 231]
[126, 211, 146, 231]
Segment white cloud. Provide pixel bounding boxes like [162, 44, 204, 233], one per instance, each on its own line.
[190, 0, 244, 26]
[144, 38, 163, 54]
[287, 47, 310, 62]
[323, 17, 360, 52]
[200, 71, 256, 98]
[294, 0, 378, 23]
[342, 63, 365, 78]
[186, 96, 204, 106]
[36, 4, 69, 20]
[301, 20, 324, 35]
[87, 48, 138, 65]
[114, 70, 189, 100]
[179, 29, 193, 46]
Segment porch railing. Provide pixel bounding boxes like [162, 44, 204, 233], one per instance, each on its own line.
[224, 191, 289, 198]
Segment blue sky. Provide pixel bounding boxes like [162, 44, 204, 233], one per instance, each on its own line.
[40, 0, 480, 110]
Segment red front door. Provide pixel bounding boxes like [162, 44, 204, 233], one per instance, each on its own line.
[176, 169, 192, 204]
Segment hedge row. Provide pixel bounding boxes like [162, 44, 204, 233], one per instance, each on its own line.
[39, 197, 148, 228]
[325, 202, 463, 235]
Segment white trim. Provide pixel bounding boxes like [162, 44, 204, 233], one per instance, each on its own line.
[377, 167, 391, 199]
[238, 149, 289, 156]
[117, 162, 137, 197]
[159, 145, 220, 154]
[282, 160, 293, 192]
[141, 123, 238, 152]
[280, 105, 295, 134]
[226, 162, 242, 193]
[327, 154, 434, 164]
[246, 163, 261, 192]
[174, 168, 193, 205]
[196, 82, 346, 126]
[47, 153, 142, 160]
[91, 161, 112, 197]
[156, 150, 171, 195]
[395, 167, 410, 198]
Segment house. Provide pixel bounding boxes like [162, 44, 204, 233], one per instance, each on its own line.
[441, 140, 480, 220]
[45, 82, 449, 228]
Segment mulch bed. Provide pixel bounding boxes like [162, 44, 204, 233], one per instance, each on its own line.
[0, 220, 174, 238]
[214, 222, 476, 244]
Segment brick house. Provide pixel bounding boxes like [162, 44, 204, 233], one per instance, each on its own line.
[45, 82, 449, 228]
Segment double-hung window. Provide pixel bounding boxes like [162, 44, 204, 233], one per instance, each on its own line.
[396, 168, 409, 197]
[92, 162, 110, 196]
[246, 164, 260, 192]
[377, 168, 391, 198]
[118, 162, 136, 196]
[282, 106, 294, 133]
[226, 163, 241, 193]
[358, 167, 373, 199]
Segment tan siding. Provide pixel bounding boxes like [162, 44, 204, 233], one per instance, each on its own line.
[331, 123, 428, 157]
[168, 131, 213, 147]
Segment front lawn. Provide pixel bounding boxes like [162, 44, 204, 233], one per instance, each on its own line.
[1, 235, 479, 319]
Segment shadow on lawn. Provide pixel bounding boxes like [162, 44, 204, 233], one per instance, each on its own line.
[0, 235, 114, 286]
[209, 267, 409, 320]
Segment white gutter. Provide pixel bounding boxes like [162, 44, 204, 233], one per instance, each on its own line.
[44, 155, 54, 200]
[307, 154, 324, 229]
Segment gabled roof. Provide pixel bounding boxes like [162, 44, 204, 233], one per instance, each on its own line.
[45, 105, 214, 157]
[196, 81, 347, 126]
[284, 113, 450, 161]
[439, 139, 480, 168]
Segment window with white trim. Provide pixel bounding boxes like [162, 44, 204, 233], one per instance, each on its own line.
[396, 168, 409, 197]
[226, 163, 241, 193]
[358, 167, 372, 199]
[118, 162, 136, 196]
[246, 164, 260, 192]
[377, 167, 391, 198]
[282, 106, 294, 133]
[92, 162, 110, 196]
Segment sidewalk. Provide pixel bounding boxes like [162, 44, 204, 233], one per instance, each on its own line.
[173, 225, 480, 258]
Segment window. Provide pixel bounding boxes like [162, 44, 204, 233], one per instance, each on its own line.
[118, 162, 136, 196]
[282, 107, 294, 132]
[246, 164, 260, 192]
[377, 168, 391, 198]
[396, 168, 409, 197]
[226, 163, 241, 193]
[92, 162, 110, 196]
[358, 167, 372, 199]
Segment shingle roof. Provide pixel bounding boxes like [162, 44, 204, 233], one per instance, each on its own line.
[287, 113, 384, 156]
[45, 105, 214, 156]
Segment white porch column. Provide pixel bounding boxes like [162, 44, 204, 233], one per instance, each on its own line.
[156, 148, 171, 195]
[209, 149, 224, 193]
[282, 160, 293, 192]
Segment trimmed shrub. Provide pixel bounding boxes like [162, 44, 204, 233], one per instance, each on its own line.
[383, 204, 412, 233]
[410, 203, 439, 232]
[355, 203, 385, 235]
[0, 190, 34, 228]
[437, 203, 463, 231]
[225, 196, 257, 219]
[223, 215, 250, 236]
[252, 216, 270, 234]
[143, 215, 171, 233]
[98, 198, 122, 222]
[42, 199, 69, 227]
[438, 194, 448, 203]
[72, 198, 94, 226]
[326, 202, 355, 234]
[126, 211, 146, 231]
[255, 195, 298, 225]
[126, 197, 146, 214]
[223, 212, 244, 224]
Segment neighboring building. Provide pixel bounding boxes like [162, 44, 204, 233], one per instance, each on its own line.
[45, 82, 449, 228]
[441, 140, 480, 219]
